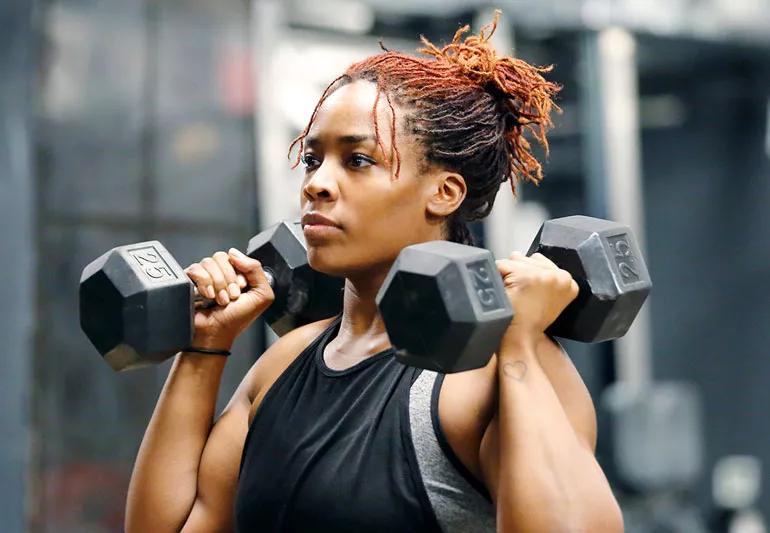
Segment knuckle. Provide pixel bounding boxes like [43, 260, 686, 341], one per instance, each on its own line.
[570, 279, 580, 294]
[543, 271, 560, 285]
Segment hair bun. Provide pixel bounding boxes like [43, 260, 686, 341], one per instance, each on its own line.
[418, 15, 500, 86]
[418, 9, 560, 185]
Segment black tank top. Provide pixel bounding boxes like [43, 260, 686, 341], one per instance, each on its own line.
[234, 317, 442, 532]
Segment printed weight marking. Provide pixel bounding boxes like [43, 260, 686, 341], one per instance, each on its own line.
[606, 234, 640, 285]
[128, 245, 178, 283]
[467, 259, 503, 312]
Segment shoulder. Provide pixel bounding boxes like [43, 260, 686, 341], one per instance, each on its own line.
[244, 317, 337, 407]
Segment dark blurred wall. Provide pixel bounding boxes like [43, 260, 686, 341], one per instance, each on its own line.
[639, 40, 770, 516]
[30, 0, 258, 530]
[0, 0, 36, 531]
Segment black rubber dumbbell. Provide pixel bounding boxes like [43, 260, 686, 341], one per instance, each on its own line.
[376, 215, 652, 373]
[79, 221, 343, 371]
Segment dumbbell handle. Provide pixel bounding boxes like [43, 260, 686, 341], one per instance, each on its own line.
[191, 269, 276, 307]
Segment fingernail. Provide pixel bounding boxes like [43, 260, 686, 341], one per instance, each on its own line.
[218, 289, 230, 305]
[228, 283, 240, 299]
[207, 285, 216, 299]
[229, 248, 245, 258]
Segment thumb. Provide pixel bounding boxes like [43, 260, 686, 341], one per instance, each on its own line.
[228, 248, 273, 294]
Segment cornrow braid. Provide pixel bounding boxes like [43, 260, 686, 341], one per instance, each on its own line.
[289, 10, 560, 245]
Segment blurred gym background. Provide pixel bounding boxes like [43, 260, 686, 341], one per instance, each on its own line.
[1, 0, 769, 531]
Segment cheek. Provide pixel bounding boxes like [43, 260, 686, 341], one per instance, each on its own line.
[348, 183, 425, 228]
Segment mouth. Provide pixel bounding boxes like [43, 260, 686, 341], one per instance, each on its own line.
[301, 212, 341, 229]
[302, 224, 342, 240]
[301, 212, 342, 240]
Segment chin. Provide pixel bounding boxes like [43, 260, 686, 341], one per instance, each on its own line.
[306, 245, 349, 278]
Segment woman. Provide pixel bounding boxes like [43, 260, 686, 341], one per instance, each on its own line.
[125, 13, 624, 532]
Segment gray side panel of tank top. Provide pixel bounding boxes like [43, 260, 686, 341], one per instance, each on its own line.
[408, 370, 496, 532]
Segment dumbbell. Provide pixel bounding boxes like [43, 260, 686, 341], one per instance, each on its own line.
[376, 215, 652, 373]
[79, 221, 344, 371]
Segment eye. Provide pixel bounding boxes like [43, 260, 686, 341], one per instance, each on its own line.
[301, 153, 320, 170]
[349, 153, 375, 169]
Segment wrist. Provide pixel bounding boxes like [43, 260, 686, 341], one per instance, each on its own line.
[501, 323, 548, 348]
[190, 334, 234, 352]
[499, 325, 545, 358]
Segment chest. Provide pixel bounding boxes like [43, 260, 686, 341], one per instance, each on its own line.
[236, 356, 439, 532]
[247, 357, 499, 491]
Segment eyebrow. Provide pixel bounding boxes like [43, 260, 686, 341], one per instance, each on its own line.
[305, 134, 377, 149]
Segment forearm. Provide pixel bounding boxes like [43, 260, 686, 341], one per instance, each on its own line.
[125, 352, 227, 533]
[495, 332, 619, 532]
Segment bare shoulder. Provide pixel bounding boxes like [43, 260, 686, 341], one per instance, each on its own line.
[243, 318, 336, 421]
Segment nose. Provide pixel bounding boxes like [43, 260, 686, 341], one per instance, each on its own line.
[302, 160, 338, 203]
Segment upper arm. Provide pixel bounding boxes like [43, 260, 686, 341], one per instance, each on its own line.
[478, 337, 598, 505]
[180, 357, 262, 532]
[537, 336, 597, 451]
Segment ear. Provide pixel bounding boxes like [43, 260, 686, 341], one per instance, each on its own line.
[425, 171, 467, 219]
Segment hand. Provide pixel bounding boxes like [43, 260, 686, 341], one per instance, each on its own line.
[184, 248, 275, 350]
[495, 252, 579, 341]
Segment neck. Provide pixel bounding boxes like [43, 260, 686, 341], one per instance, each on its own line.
[330, 225, 446, 354]
[338, 270, 389, 339]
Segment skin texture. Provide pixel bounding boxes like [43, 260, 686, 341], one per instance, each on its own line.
[125, 80, 623, 533]
[298, 80, 468, 366]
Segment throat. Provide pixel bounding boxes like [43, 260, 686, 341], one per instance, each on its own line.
[323, 334, 392, 371]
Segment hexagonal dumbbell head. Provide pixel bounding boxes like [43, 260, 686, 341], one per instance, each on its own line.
[79, 241, 194, 371]
[376, 241, 513, 373]
[527, 216, 651, 342]
[247, 221, 344, 335]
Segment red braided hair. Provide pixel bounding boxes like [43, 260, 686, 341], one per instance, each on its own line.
[289, 10, 560, 243]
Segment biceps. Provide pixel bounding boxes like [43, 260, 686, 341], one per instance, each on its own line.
[539, 338, 598, 451]
[182, 399, 251, 532]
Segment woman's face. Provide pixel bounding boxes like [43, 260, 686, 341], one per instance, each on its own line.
[299, 79, 464, 281]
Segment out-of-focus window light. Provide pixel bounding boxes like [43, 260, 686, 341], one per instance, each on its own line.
[287, 0, 374, 34]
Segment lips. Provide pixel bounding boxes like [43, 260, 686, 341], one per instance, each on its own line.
[301, 212, 341, 229]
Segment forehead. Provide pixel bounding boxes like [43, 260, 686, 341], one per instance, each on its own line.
[308, 79, 396, 140]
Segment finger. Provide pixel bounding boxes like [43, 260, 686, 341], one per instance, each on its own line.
[495, 258, 518, 277]
[185, 263, 216, 300]
[213, 251, 241, 300]
[528, 252, 560, 270]
[550, 270, 578, 297]
[228, 248, 273, 294]
[509, 251, 545, 267]
[236, 274, 247, 289]
[201, 256, 230, 305]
